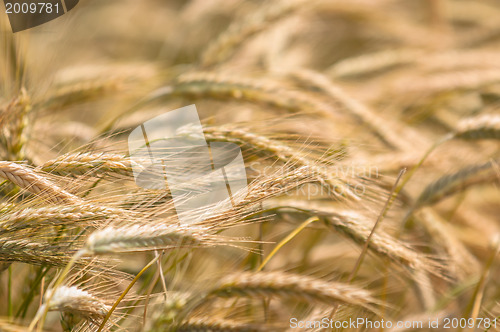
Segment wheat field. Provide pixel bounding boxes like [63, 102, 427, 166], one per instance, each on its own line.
[0, 0, 500, 331]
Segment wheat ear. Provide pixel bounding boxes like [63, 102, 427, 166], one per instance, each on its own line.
[39, 78, 121, 110]
[84, 224, 216, 254]
[1, 88, 31, 160]
[0, 205, 110, 234]
[395, 69, 500, 95]
[202, 271, 380, 314]
[41, 152, 135, 177]
[266, 200, 440, 276]
[415, 208, 480, 281]
[327, 49, 423, 78]
[453, 114, 500, 141]
[159, 72, 339, 119]
[42, 286, 110, 323]
[177, 318, 268, 332]
[200, 125, 358, 199]
[201, 0, 304, 67]
[0, 161, 80, 204]
[414, 160, 499, 208]
[289, 68, 417, 151]
[0, 238, 81, 268]
[324, 211, 441, 276]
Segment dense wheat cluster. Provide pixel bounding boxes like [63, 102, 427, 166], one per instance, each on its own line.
[1, 0, 500, 331]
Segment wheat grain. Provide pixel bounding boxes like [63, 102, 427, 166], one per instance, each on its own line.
[0, 238, 79, 267]
[454, 114, 500, 141]
[395, 69, 500, 95]
[177, 318, 268, 332]
[201, 0, 304, 67]
[41, 152, 135, 177]
[415, 160, 499, 208]
[415, 208, 480, 280]
[200, 125, 359, 199]
[289, 68, 419, 151]
[0, 205, 110, 234]
[0, 161, 80, 204]
[153, 72, 340, 119]
[328, 49, 423, 78]
[43, 286, 110, 324]
[204, 271, 380, 314]
[84, 224, 215, 254]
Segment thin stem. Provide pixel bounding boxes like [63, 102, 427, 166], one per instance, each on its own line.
[97, 255, 160, 332]
[461, 241, 500, 332]
[155, 250, 168, 299]
[257, 216, 319, 271]
[348, 168, 406, 282]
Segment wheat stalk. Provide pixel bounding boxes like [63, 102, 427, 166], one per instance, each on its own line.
[0, 205, 110, 234]
[202, 271, 380, 314]
[0, 318, 32, 332]
[0, 238, 80, 267]
[0, 161, 80, 204]
[453, 114, 500, 141]
[84, 224, 216, 254]
[157, 72, 339, 119]
[288, 68, 421, 151]
[328, 49, 423, 78]
[200, 125, 359, 199]
[415, 208, 480, 281]
[41, 286, 110, 324]
[201, 0, 304, 67]
[414, 160, 499, 208]
[40, 152, 135, 177]
[176, 318, 268, 332]
[395, 69, 500, 95]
